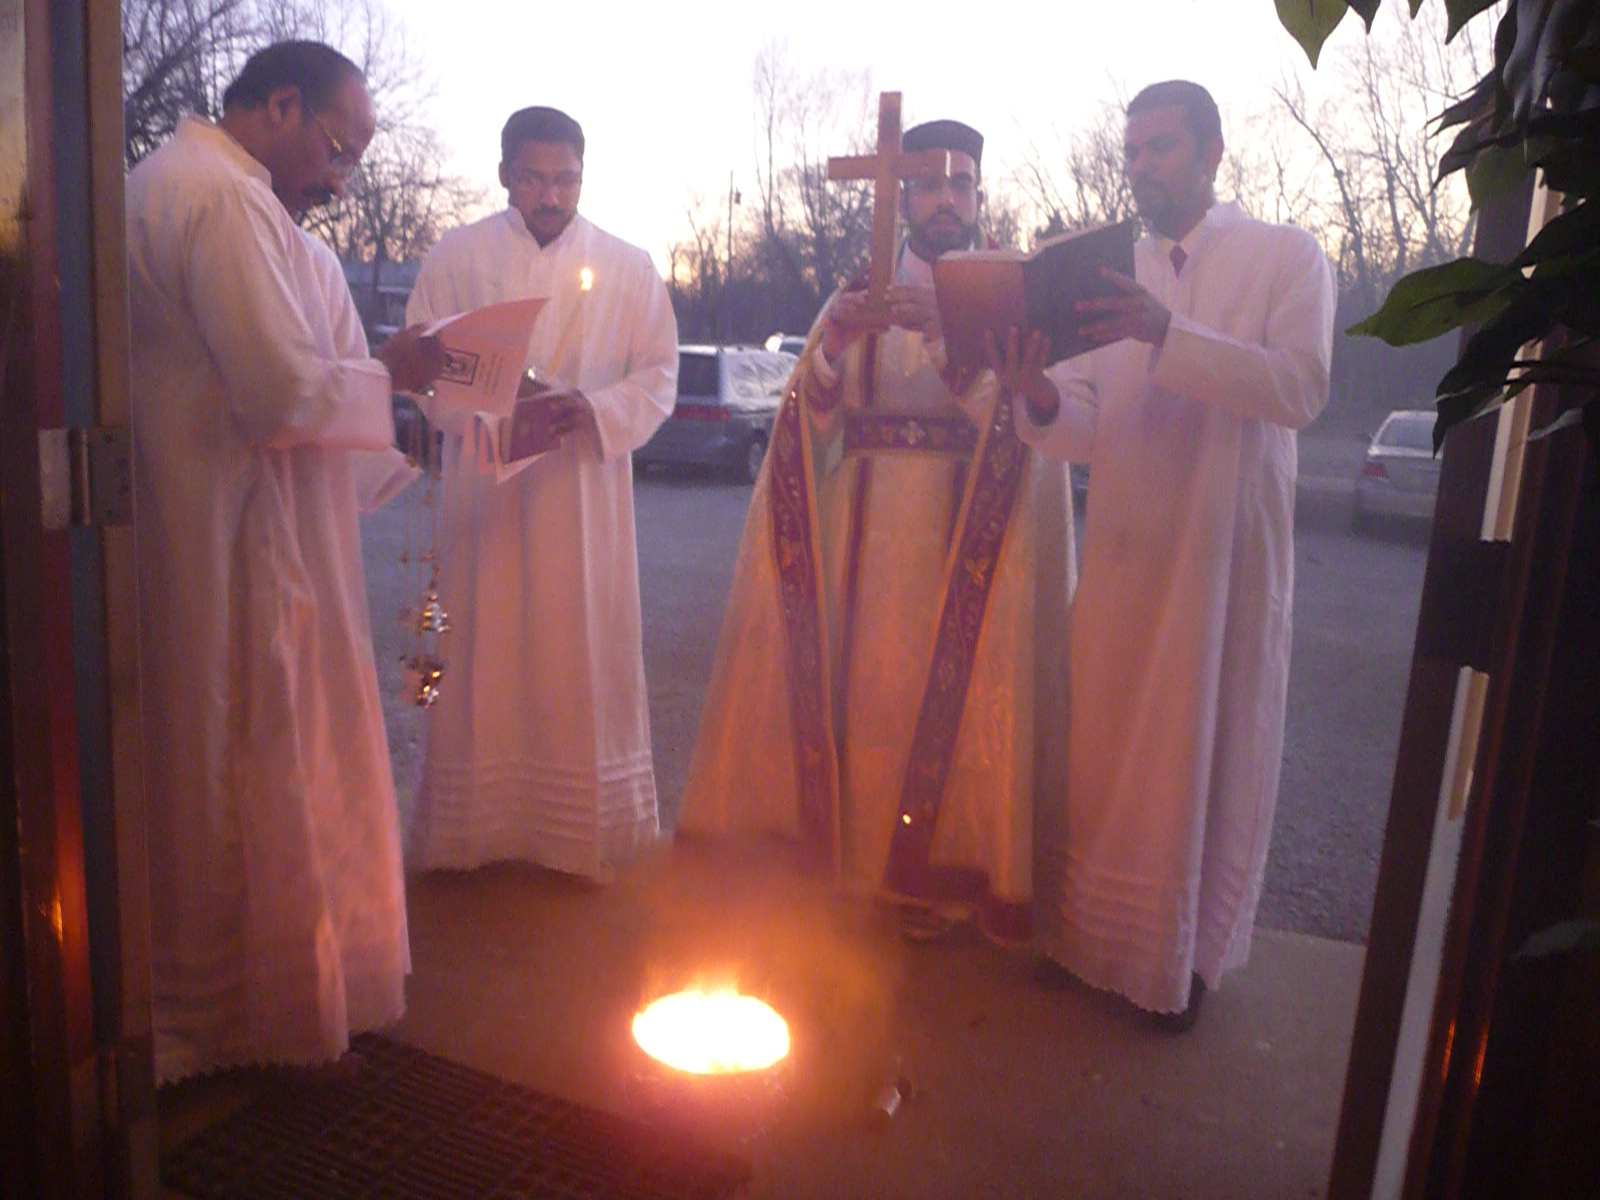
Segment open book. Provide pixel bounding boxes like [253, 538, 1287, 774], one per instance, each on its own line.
[463, 387, 583, 483]
[933, 218, 1140, 376]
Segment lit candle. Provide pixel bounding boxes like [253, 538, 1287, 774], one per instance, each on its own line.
[541, 265, 593, 386]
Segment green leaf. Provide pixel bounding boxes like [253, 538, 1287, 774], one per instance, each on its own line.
[1435, 382, 1506, 448]
[1348, 258, 1520, 346]
[1515, 200, 1600, 270]
[1445, 0, 1503, 41]
[1514, 919, 1600, 960]
[1525, 406, 1587, 442]
[1533, 135, 1600, 197]
[1438, 287, 1559, 396]
[1434, 71, 1498, 135]
[1346, 0, 1381, 25]
[1275, 0, 1351, 67]
[1465, 142, 1530, 207]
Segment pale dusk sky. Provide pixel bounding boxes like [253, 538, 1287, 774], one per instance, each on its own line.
[379, 0, 1380, 273]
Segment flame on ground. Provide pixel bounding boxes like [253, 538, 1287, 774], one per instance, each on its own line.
[633, 988, 790, 1075]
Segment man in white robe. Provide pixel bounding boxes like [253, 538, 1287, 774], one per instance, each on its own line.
[678, 121, 1074, 942]
[405, 106, 677, 880]
[127, 41, 443, 1082]
[997, 81, 1335, 1026]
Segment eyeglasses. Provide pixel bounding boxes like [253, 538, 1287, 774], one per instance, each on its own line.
[311, 111, 359, 171]
[509, 169, 583, 193]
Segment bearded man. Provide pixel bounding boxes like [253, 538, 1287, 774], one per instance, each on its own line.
[678, 119, 1075, 942]
[996, 80, 1336, 1029]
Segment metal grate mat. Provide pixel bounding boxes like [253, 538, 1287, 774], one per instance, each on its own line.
[160, 1032, 750, 1200]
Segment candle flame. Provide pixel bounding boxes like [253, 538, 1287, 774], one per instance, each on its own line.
[633, 988, 789, 1075]
[579, 267, 594, 292]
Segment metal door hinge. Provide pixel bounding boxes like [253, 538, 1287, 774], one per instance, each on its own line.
[38, 426, 132, 530]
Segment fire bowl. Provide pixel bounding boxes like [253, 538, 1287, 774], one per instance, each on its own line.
[625, 989, 797, 1146]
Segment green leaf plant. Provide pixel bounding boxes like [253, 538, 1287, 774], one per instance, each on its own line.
[1280, 0, 1600, 453]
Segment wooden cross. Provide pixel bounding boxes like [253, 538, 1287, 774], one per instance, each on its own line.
[827, 92, 951, 312]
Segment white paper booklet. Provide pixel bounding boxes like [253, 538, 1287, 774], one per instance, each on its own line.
[409, 297, 547, 419]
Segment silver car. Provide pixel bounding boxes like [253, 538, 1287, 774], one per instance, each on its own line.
[1352, 409, 1441, 533]
[635, 345, 798, 484]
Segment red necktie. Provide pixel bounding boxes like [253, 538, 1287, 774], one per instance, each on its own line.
[1171, 244, 1187, 276]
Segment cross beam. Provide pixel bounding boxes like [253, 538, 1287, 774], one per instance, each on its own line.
[827, 92, 951, 308]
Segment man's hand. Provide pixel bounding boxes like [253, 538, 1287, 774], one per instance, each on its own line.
[505, 387, 595, 459]
[884, 284, 941, 341]
[818, 287, 890, 360]
[984, 326, 1059, 424]
[376, 324, 445, 394]
[1076, 267, 1172, 347]
[544, 388, 598, 452]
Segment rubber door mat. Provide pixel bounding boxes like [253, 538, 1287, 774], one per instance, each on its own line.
[161, 1033, 750, 1199]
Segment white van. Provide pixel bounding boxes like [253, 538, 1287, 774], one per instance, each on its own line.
[634, 345, 799, 484]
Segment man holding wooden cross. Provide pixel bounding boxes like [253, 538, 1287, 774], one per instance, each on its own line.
[678, 104, 1075, 943]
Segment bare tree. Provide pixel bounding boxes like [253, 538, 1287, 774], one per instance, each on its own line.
[669, 42, 1035, 341]
[267, 0, 484, 309]
[666, 191, 733, 342]
[1271, 2, 1489, 306]
[668, 42, 880, 343]
[123, 0, 257, 163]
[981, 182, 1027, 252]
[751, 41, 877, 315]
[1016, 95, 1134, 238]
[122, 0, 483, 336]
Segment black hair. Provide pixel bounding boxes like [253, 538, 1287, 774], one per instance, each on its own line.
[501, 106, 585, 164]
[221, 41, 363, 113]
[1127, 80, 1223, 149]
[903, 118, 984, 182]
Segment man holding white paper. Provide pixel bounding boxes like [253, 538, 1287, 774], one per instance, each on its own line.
[405, 105, 678, 880]
[127, 40, 442, 1081]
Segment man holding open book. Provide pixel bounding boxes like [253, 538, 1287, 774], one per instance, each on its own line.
[678, 119, 1075, 943]
[996, 80, 1336, 1030]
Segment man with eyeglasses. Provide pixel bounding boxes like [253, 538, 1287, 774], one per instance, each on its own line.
[403, 106, 677, 882]
[125, 40, 444, 1082]
[677, 120, 1074, 946]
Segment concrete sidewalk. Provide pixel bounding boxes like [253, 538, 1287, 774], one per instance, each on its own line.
[385, 845, 1361, 1200]
[217, 425, 1376, 1199]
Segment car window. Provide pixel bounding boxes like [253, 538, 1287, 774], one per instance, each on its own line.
[1379, 414, 1435, 452]
[678, 352, 719, 398]
[730, 356, 771, 402]
[758, 355, 790, 396]
[767, 353, 798, 394]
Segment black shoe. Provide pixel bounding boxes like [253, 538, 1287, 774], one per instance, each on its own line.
[1148, 973, 1206, 1033]
[1032, 955, 1075, 992]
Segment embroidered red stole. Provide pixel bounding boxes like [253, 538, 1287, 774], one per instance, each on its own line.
[767, 372, 841, 872]
[766, 344, 1029, 931]
[884, 391, 1030, 940]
